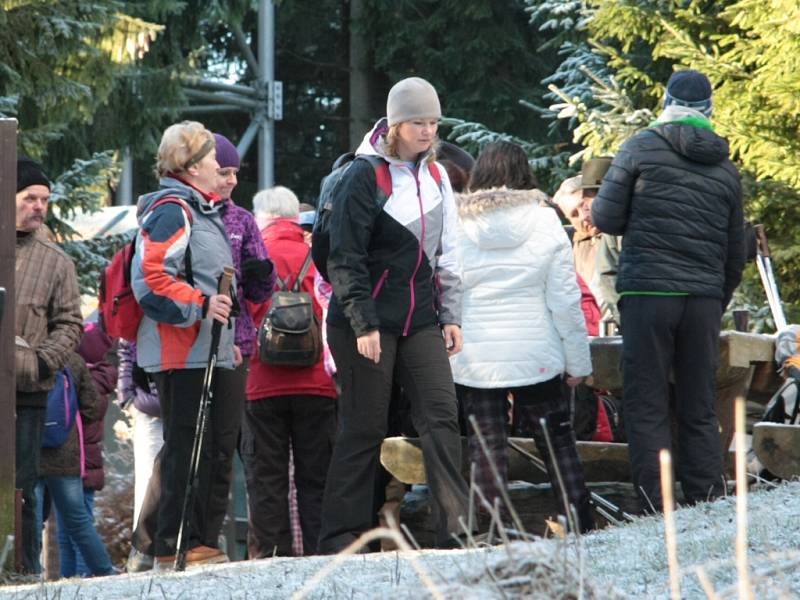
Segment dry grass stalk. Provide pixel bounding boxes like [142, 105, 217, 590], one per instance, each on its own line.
[539, 417, 579, 537]
[467, 415, 527, 534]
[734, 395, 753, 600]
[693, 565, 719, 600]
[659, 449, 681, 600]
[290, 525, 445, 600]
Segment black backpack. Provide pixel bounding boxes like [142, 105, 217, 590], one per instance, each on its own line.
[762, 377, 800, 425]
[311, 154, 390, 282]
[258, 250, 321, 368]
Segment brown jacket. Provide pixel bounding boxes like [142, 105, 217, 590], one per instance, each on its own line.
[39, 353, 103, 478]
[15, 230, 83, 403]
[572, 230, 602, 299]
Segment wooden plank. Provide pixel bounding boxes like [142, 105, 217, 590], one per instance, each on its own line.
[720, 330, 775, 368]
[752, 422, 800, 480]
[587, 332, 775, 391]
[0, 119, 17, 568]
[380, 436, 630, 485]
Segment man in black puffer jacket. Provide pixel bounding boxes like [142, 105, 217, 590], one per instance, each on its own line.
[591, 69, 745, 513]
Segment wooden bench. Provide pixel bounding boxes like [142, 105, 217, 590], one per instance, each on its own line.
[380, 331, 777, 485]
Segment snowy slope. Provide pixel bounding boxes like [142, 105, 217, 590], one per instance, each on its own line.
[2, 481, 799, 599]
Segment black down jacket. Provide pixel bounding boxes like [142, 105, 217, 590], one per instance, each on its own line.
[591, 123, 745, 306]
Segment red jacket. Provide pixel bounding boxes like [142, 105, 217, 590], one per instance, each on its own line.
[577, 274, 600, 337]
[246, 219, 337, 401]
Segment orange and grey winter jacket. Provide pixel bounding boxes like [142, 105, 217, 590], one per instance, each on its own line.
[131, 176, 236, 372]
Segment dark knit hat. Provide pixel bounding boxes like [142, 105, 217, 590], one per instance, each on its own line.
[664, 70, 713, 117]
[386, 77, 441, 126]
[438, 141, 475, 174]
[17, 156, 51, 192]
[213, 134, 240, 169]
[580, 157, 613, 190]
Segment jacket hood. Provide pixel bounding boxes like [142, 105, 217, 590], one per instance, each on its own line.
[136, 176, 221, 220]
[355, 118, 436, 165]
[77, 323, 112, 365]
[263, 217, 305, 244]
[456, 187, 549, 249]
[652, 124, 730, 165]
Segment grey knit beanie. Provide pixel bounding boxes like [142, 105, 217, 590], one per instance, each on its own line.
[386, 77, 441, 126]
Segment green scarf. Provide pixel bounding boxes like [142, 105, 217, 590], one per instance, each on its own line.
[649, 115, 713, 131]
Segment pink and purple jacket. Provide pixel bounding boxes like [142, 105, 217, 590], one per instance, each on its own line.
[220, 200, 274, 357]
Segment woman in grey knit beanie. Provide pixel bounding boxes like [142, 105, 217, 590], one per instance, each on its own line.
[317, 75, 473, 554]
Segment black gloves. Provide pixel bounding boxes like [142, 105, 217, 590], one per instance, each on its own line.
[132, 363, 151, 392]
[241, 258, 274, 283]
[37, 355, 51, 380]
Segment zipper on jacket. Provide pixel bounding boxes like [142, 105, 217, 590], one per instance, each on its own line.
[403, 166, 426, 336]
[372, 268, 389, 299]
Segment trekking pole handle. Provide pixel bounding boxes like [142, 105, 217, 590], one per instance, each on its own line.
[218, 266, 235, 295]
[754, 224, 770, 258]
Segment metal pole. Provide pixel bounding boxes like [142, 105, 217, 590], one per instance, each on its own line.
[181, 105, 244, 115]
[0, 119, 17, 566]
[258, 0, 275, 189]
[181, 76, 260, 98]
[237, 118, 262, 159]
[117, 147, 134, 206]
[183, 89, 261, 111]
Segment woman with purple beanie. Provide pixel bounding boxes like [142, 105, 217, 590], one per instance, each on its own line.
[213, 133, 275, 385]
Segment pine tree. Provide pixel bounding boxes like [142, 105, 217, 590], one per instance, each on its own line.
[538, 0, 800, 320]
[0, 1, 168, 293]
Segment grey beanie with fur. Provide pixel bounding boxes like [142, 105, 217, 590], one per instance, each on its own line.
[386, 77, 441, 126]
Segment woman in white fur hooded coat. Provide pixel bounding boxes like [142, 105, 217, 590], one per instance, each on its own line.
[450, 141, 595, 532]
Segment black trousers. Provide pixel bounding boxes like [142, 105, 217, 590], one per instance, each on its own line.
[620, 295, 725, 511]
[132, 366, 242, 556]
[15, 403, 46, 573]
[240, 395, 336, 557]
[318, 324, 470, 553]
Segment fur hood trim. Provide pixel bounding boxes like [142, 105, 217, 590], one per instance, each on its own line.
[456, 187, 549, 218]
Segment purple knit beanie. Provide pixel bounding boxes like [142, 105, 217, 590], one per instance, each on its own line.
[213, 134, 240, 169]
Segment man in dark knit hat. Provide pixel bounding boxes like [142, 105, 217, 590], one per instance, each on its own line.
[591, 70, 745, 513]
[14, 156, 83, 573]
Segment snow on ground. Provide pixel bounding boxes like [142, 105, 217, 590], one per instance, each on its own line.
[2, 481, 799, 599]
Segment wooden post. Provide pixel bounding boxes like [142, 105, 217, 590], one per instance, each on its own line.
[0, 119, 17, 568]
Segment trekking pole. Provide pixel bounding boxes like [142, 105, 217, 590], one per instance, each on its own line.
[506, 438, 635, 525]
[175, 266, 235, 571]
[754, 224, 787, 331]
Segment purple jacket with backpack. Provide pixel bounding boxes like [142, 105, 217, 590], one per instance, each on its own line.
[221, 199, 274, 357]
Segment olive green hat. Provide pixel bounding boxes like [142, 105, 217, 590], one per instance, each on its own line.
[580, 157, 613, 190]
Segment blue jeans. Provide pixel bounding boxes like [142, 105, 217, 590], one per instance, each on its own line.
[55, 489, 95, 577]
[36, 477, 113, 576]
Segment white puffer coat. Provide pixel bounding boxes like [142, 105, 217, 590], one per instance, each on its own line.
[449, 187, 592, 388]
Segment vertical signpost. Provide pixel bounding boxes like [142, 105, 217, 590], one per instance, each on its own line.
[0, 119, 17, 568]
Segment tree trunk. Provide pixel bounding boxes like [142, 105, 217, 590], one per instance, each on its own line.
[348, 0, 373, 149]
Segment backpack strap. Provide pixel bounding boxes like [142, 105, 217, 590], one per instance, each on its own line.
[358, 155, 393, 198]
[428, 162, 446, 197]
[146, 196, 195, 286]
[429, 161, 443, 188]
[76, 411, 86, 479]
[292, 250, 315, 293]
